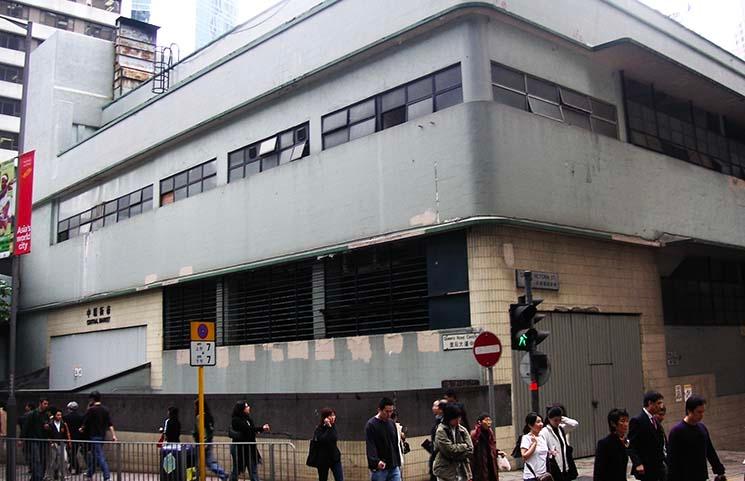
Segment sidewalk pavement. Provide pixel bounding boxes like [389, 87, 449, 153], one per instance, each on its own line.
[498, 450, 745, 481]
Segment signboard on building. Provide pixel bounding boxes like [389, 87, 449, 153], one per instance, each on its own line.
[190, 321, 216, 366]
[14, 150, 34, 255]
[442, 332, 479, 351]
[0, 158, 15, 258]
[515, 270, 559, 290]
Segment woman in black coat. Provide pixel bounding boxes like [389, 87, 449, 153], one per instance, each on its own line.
[593, 408, 630, 481]
[313, 407, 344, 481]
[229, 401, 270, 481]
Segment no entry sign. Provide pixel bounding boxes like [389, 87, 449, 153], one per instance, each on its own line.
[473, 331, 502, 367]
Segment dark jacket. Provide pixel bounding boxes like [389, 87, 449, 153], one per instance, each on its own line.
[628, 411, 665, 480]
[81, 403, 113, 439]
[63, 411, 84, 441]
[22, 408, 48, 439]
[231, 414, 264, 464]
[365, 416, 401, 471]
[47, 420, 72, 442]
[313, 424, 341, 467]
[593, 433, 629, 481]
[470, 424, 499, 481]
[667, 421, 724, 481]
[164, 418, 181, 443]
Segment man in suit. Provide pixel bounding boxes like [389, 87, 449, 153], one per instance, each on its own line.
[629, 391, 666, 481]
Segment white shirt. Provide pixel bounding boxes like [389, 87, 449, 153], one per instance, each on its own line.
[521, 433, 549, 479]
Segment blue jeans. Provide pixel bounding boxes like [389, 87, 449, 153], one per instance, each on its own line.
[29, 441, 47, 481]
[370, 466, 401, 481]
[317, 460, 344, 481]
[86, 436, 111, 479]
[206, 445, 228, 479]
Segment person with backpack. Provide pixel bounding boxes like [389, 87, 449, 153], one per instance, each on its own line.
[520, 412, 554, 481]
[541, 406, 579, 481]
[192, 400, 228, 481]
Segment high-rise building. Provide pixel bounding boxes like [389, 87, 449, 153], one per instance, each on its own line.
[131, 0, 151, 23]
[195, 0, 236, 50]
[735, 0, 745, 59]
[0, 0, 122, 159]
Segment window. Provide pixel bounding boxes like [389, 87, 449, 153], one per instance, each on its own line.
[160, 159, 217, 206]
[228, 122, 309, 182]
[624, 77, 745, 179]
[322, 64, 463, 149]
[0, 130, 18, 150]
[42, 11, 74, 30]
[491, 62, 618, 138]
[0, 97, 21, 117]
[85, 22, 115, 41]
[90, 0, 121, 13]
[662, 257, 745, 326]
[0, 1, 27, 18]
[57, 185, 153, 242]
[162, 231, 471, 349]
[0, 64, 23, 83]
[0, 31, 24, 51]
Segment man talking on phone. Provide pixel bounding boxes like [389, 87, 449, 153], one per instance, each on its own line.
[365, 397, 402, 481]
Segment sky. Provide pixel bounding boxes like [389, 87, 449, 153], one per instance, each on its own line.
[123, 0, 745, 60]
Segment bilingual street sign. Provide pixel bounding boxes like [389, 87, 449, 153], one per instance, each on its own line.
[190, 321, 216, 367]
[472, 331, 502, 367]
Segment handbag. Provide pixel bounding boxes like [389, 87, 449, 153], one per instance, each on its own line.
[306, 437, 319, 468]
[421, 438, 433, 454]
[497, 455, 511, 472]
[228, 427, 242, 441]
[565, 443, 578, 480]
[526, 461, 555, 481]
[402, 441, 411, 454]
[547, 455, 562, 479]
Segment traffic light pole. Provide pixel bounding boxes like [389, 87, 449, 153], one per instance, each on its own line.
[523, 271, 540, 414]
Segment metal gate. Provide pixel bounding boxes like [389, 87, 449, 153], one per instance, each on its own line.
[511, 313, 643, 457]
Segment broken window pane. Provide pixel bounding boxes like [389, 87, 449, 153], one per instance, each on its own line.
[528, 97, 563, 121]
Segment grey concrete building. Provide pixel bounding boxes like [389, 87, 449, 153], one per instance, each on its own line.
[6, 0, 745, 457]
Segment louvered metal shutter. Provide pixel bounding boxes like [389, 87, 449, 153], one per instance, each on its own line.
[163, 278, 219, 350]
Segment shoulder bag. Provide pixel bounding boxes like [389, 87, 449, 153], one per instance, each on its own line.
[306, 434, 319, 468]
[526, 461, 554, 481]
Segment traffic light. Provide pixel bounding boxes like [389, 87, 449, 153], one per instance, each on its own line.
[509, 296, 548, 351]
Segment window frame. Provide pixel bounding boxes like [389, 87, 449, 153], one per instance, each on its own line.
[321, 63, 463, 150]
[159, 159, 217, 206]
[227, 122, 310, 183]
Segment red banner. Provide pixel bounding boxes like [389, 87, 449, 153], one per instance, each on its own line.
[14, 150, 34, 255]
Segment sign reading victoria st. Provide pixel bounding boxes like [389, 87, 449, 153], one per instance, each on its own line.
[515, 270, 559, 290]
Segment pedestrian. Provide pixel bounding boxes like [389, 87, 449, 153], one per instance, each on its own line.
[593, 408, 630, 481]
[25, 398, 50, 481]
[444, 390, 471, 432]
[470, 413, 502, 481]
[541, 406, 579, 481]
[20, 401, 37, 473]
[667, 395, 725, 481]
[0, 401, 7, 437]
[365, 397, 402, 481]
[81, 390, 117, 481]
[64, 402, 84, 475]
[192, 400, 229, 480]
[47, 408, 72, 481]
[520, 412, 552, 481]
[424, 399, 447, 481]
[229, 400, 270, 481]
[312, 407, 344, 481]
[629, 391, 666, 481]
[390, 411, 408, 474]
[433, 403, 473, 481]
[654, 406, 669, 481]
[163, 406, 181, 443]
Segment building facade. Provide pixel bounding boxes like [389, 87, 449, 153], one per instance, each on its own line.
[0, 0, 121, 160]
[194, 0, 236, 50]
[8, 0, 745, 457]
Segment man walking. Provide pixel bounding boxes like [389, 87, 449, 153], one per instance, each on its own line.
[25, 398, 50, 481]
[667, 395, 725, 481]
[629, 391, 666, 481]
[64, 402, 84, 475]
[365, 397, 402, 481]
[81, 391, 117, 481]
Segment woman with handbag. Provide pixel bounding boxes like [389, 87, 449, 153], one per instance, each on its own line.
[229, 401, 270, 481]
[433, 404, 473, 481]
[310, 407, 344, 481]
[520, 412, 555, 481]
[541, 407, 579, 481]
[471, 413, 506, 481]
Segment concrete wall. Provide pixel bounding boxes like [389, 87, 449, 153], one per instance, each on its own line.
[161, 329, 482, 394]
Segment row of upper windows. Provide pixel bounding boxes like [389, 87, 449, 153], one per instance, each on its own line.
[0, 1, 115, 41]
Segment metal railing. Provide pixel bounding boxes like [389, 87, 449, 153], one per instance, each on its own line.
[0, 439, 297, 481]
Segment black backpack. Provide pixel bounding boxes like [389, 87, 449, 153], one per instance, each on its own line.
[511, 434, 523, 458]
